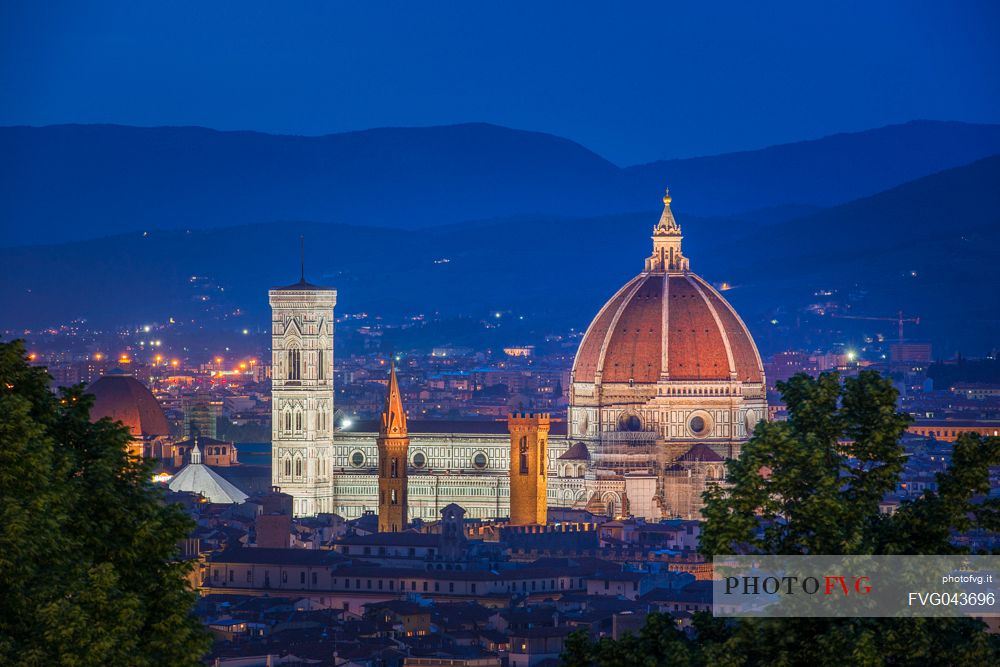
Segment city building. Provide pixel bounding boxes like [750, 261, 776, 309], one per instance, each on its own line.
[269, 270, 337, 517]
[270, 188, 767, 520]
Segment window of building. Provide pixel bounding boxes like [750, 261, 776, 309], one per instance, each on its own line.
[318, 349, 324, 380]
[295, 411, 302, 432]
[295, 458, 302, 477]
[519, 438, 528, 474]
[391, 458, 398, 478]
[282, 572, 287, 583]
[284, 458, 291, 477]
[391, 489, 398, 505]
[229, 571, 234, 582]
[423, 582, 428, 592]
[287, 347, 301, 380]
[449, 582, 455, 592]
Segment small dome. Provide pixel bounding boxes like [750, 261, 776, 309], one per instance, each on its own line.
[87, 371, 170, 437]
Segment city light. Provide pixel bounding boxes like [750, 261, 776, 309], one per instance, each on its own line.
[93, 352, 103, 361]
[342, 418, 353, 429]
[171, 359, 180, 367]
[143, 325, 151, 333]
[242, 329, 249, 335]
[846, 350, 857, 362]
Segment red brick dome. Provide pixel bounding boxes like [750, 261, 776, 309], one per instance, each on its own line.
[87, 370, 170, 437]
[572, 190, 763, 387]
[573, 273, 763, 384]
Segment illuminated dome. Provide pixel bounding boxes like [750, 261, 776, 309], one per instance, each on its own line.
[573, 272, 762, 384]
[568, 189, 766, 446]
[87, 369, 170, 437]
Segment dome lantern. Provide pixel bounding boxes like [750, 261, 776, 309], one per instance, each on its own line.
[645, 187, 689, 273]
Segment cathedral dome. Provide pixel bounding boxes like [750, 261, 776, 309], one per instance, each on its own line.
[572, 190, 763, 387]
[87, 370, 170, 437]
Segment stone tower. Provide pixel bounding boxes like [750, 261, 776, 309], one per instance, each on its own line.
[508, 412, 551, 526]
[268, 265, 336, 517]
[377, 362, 409, 532]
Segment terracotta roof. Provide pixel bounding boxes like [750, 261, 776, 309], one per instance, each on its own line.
[87, 371, 170, 436]
[558, 442, 591, 460]
[572, 273, 763, 385]
[675, 443, 726, 462]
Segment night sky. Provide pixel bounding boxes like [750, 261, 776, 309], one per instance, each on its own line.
[2, 1, 998, 164]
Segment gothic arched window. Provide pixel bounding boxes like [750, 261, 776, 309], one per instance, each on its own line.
[391, 458, 398, 478]
[287, 346, 301, 380]
[295, 410, 303, 432]
[284, 410, 292, 433]
[519, 437, 529, 475]
[295, 458, 302, 477]
[317, 348, 325, 380]
[284, 458, 291, 477]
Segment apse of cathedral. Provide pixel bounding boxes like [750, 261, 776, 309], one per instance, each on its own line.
[269, 189, 766, 520]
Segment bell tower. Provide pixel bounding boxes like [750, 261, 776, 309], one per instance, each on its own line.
[269, 253, 336, 518]
[377, 362, 409, 532]
[508, 412, 550, 526]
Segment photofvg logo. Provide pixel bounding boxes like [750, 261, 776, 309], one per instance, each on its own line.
[712, 555, 1000, 618]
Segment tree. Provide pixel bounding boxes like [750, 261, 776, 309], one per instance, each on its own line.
[0, 340, 210, 666]
[563, 371, 1000, 666]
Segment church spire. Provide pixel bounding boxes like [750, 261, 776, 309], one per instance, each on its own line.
[645, 187, 689, 273]
[380, 360, 408, 438]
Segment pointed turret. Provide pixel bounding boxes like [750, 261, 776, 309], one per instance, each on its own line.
[645, 187, 689, 273]
[380, 360, 408, 438]
[190, 437, 202, 464]
[377, 360, 410, 532]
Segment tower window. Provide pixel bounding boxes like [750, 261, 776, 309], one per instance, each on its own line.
[284, 458, 291, 477]
[295, 458, 302, 477]
[295, 411, 303, 432]
[391, 458, 398, 478]
[391, 489, 398, 505]
[317, 349, 324, 380]
[287, 347, 301, 380]
[519, 437, 529, 475]
[284, 411, 292, 432]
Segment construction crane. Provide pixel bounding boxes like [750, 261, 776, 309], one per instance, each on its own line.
[830, 310, 920, 343]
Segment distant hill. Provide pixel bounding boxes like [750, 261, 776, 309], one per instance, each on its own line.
[3, 156, 998, 354]
[624, 120, 1000, 217]
[3, 120, 1000, 246]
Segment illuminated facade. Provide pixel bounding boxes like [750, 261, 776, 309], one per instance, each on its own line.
[271, 188, 765, 521]
[269, 274, 337, 517]
[377, 363, 410, 532]
[568, 190, 767, 517]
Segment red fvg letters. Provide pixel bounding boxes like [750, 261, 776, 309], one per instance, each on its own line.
[823, 576, 872, 595]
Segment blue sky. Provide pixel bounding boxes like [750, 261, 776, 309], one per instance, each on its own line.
[1, 1, 997, 164]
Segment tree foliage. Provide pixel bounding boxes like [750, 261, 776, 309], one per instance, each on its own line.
[0, 340, 210, 666]
[564, 371, 1000, 666]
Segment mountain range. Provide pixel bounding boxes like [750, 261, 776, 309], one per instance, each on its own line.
[3, 151, 998, 355]
[3, 120, 1000, 246]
